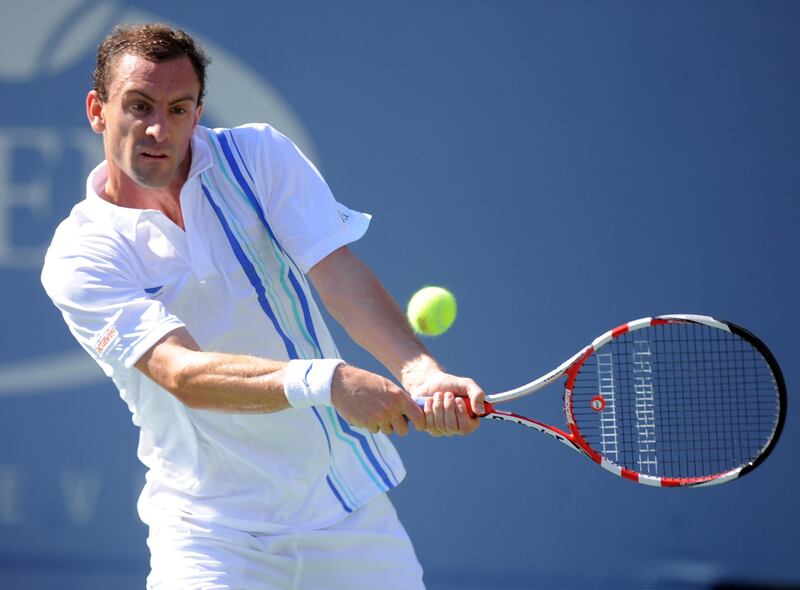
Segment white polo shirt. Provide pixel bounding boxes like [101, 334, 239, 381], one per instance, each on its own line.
[41, 124, 405, 533]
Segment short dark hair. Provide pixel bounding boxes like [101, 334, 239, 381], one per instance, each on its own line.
[93, 23, 210, 103]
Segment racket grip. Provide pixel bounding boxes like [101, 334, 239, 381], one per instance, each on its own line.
[414, 396, 492, 418]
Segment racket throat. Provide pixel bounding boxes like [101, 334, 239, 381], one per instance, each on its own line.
[486, 408, 585, 455]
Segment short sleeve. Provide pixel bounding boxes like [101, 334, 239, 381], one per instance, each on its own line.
[234, 124, 371, 273]
[41, 234, 185, 381]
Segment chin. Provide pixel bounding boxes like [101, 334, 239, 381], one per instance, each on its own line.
[131, 170, 175, 190]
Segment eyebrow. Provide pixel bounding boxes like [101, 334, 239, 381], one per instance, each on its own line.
[126, 90, 197, 105]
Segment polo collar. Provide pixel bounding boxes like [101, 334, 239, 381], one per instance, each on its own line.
[83, 128, 214, 241]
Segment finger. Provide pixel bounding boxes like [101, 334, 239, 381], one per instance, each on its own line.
[432, 392, 447, 433]
[392, 413, 410, 436]
[379, 421, 394, 436]
[424, 396, 440, 437]
[443, 392, 458, 434]
[454, 397, 480, 435]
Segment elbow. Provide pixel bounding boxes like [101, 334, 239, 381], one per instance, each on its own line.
[135, 328, 210, 409]
[160, 354, 205, 409]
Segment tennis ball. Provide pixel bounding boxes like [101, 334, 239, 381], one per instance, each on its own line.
[407, 286, 457, 336]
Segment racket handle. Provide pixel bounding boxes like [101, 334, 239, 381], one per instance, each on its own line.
[414, 396, 492, 418]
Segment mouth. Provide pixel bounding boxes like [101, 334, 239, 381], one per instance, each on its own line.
[139, 146, 170, 160]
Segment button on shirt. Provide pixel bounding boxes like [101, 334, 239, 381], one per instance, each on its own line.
[41, 124, 405, 533]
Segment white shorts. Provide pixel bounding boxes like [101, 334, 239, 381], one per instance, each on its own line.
[146, 493, 425, 590]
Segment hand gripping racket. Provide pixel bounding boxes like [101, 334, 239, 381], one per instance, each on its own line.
[463, 315, 786, 487]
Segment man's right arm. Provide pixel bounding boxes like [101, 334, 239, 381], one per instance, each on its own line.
[135, 326, 425, 435]
[135, 327, 292, 413]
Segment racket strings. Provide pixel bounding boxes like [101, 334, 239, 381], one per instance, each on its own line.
[570, 323, 781, 480]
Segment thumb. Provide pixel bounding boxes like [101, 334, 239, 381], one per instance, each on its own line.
[463, 380, 486, 416]
[403, 394, 427, 431]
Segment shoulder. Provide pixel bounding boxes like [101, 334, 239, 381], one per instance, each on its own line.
[45, 201, 125, 260]
[201, 123, 301, 161]
[198, 124, 316, 192]
[41, 204, 133, 301]
[200, 122, 285, 144]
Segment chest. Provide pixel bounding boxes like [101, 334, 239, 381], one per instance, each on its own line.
[128, 177, 286, 313]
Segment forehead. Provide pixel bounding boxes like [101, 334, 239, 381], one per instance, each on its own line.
[107, 53, 200, 100]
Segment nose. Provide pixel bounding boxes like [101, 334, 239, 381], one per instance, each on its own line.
[145, 112, 169, 142]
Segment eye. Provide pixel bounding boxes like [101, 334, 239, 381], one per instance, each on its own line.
[171, 106, 188, 115]
[131, 102, 151, 113]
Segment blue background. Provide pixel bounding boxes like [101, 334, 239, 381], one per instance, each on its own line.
[0, 1, 797, 588]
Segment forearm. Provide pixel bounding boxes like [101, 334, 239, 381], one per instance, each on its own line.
[168, 350, 290, 412]
[309, 248, 441, 388]
[310, 248, 484, 435]
[334, 283, 437, 383]
[309, 247, 483, 435]
[135, 328, 290, 413]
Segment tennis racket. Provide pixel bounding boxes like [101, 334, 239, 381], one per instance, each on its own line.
[456, 315, 786, 487]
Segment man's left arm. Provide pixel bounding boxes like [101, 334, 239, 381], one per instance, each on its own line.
[308, 246, 484, 436]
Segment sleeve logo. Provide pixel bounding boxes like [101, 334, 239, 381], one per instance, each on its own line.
[94, 325, 120, 357]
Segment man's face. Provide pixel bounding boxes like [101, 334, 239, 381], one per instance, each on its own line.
[87, 53, 203, 192]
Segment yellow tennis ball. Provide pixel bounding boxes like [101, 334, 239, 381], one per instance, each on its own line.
[407, 286, 457, 336]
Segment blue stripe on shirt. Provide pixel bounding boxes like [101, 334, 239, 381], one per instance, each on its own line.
[215, 129, 323, 358]
[201, 181, 299, 360]
[336, 413, 396, 489]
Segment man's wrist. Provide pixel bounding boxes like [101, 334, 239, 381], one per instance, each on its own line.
[399, 354, 442, 391]
[284, 358, 345, 408]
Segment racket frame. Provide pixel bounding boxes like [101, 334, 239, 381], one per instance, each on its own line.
[480, 314, 786, 487]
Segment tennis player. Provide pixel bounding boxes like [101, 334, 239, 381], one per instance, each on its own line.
[41, 23, 484, 589]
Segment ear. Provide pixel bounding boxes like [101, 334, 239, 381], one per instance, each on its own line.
[192, 102, 204, 129]
[86, 90, 105, 134]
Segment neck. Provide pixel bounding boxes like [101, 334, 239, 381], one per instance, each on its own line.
[102, 148, 192, 230]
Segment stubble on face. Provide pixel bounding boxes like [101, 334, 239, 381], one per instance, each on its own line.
[100, 53, 202, 200]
